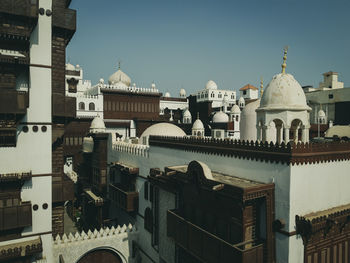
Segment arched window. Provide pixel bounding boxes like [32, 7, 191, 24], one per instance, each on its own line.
[144, 207, 153, 233]
[78, 102, 85, 110]
[197, 131, 201, 136]
[218, 93, 222, 99]
[236, 115, 239, 122]
[89, 102, 95, 111]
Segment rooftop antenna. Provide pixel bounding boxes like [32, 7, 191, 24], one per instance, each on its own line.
[260, 76, 264, 98]
[281, 46, 289, 74]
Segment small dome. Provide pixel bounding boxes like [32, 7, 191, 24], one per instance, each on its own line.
[231, 104, 241, 114]
[183, 109, 191, 118]
[240, 99, 260, 141]
[132, 83, 136, 88]
[140, 123, 186, 144]
[151, 82, 156, 89]
[213, 111, 229, 123]
[259, 73, 310, 111]
[66, 63, 75, 71]
[205, 80, 218, 90]
[108, 69, 131, 86]
[318, 109, 326, 118]
[99, 78, 104, 84]
[76, 64, 80, 69]
[164, 92, 171, 97]
[192, 118, 204, 130]
[90, 116, 106, 133]
[239, 97, 245, 103]
[180, 88, 186, 97]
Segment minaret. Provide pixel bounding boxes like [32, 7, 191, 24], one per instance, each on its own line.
[260, 76, 264, 98]
[281, 46, 288, 74]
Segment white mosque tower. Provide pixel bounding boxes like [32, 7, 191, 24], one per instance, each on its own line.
[256, 47, 311, 144]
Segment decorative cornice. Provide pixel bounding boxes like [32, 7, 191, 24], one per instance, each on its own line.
[149, 136, 350, 165]
[53, 224, 137, 245]
[296, 204, 350, 244]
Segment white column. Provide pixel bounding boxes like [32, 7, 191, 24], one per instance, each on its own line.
[284, 128, 290, 143]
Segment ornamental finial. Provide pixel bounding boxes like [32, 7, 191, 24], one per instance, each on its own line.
[281, 46, 288, 74]
[118, 60, 121, 70]
[260, 76, 264, 97]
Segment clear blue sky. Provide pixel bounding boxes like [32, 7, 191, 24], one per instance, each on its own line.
[67, 0, 350, 96]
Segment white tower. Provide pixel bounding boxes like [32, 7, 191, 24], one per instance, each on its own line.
[256, 47, 311, 144]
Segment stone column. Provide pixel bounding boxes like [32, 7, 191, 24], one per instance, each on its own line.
[284, 127, 290, 143]
[257, 125, 262, 141]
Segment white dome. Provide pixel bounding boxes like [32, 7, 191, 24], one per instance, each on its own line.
[66, 63, 75, 71]
[99, 78, 104, 84]
[151, 82, 156, 89]
[90, 116, 106, 133]
[141, 123, 186, 141]
[239, 97, 245, 104]
[180, 88, 186, 97]
[205, 80, 218, 90]
[259, 73, 310, 111]
[183, 109, 191, 118]
[240, 99, 260, 141]
[231, 104, 241, 114]
[108, 69, 131, 86]
[192, 118, 204, 130]
[212, 111, 229, 123]
[318, 109, 326, 118]
[164, 92, 171, 97]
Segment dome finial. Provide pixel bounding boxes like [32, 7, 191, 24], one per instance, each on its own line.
[197, 112, 200, 119]
[260, 76, 264, 97]
[281, 46, 288, 74]
[118, 60, 121, 70]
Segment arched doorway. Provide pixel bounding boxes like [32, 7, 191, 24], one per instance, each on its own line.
[77, 249, 122, 263]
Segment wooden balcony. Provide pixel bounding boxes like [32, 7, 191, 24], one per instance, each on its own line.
[167, 210, 264, 263]
[0, 0, 38, 18]
[52, 178, 74, 203]
[0, 201, 32, 231]
[52, 93, 76, 118]
[52, 7, 76, 39]
[109, 184, 138, 212]
[0, 50, 29, 65]
[0, 90, 29, 114]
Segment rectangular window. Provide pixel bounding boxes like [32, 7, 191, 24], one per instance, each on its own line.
[0, 129, 16, 147]
[329, 94, 334, 99]
[116, 101, 119, 111]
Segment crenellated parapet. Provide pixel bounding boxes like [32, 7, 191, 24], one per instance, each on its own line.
[112, 139, 149, 157]
[99, 83, 160, 95]
[52, 224, 137, 263]
[53, 224, 136, 245]
[149, 136, 350, 165]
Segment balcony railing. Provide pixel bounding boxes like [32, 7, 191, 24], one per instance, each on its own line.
[0, 90, 29, 114]
[0, 0, 38, 18]
[52, 179, 74, 203]
[167, 210, 264, 263]
[109, 184, 138, 212]
[0, 201, 32, 231]
[52, 7, 76, 32]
